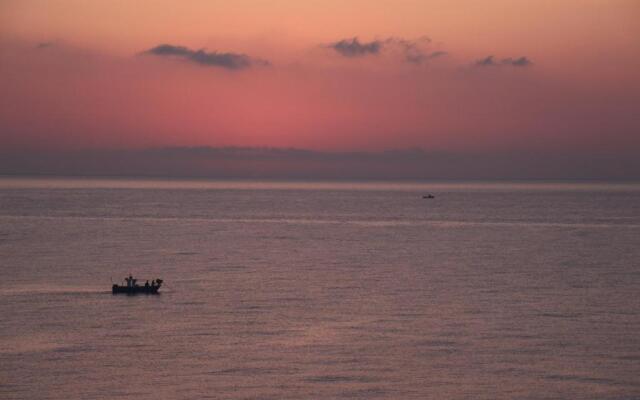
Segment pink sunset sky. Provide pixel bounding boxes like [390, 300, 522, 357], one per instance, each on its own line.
[1, 1, 639, 178]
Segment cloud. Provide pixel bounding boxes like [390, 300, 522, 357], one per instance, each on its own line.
[476, 55, 497, 66]
[504, 56, 532, 67]
[385, 37, 446, 64]
[36, 42, 54, 49]
[328, 37, 383, 57]
[143, 44, 270, 70]
[145, 44, 192, 57]
[405, 49, 447, 64]
[476, 55, 532, 67]
[328, 36, 447, 65]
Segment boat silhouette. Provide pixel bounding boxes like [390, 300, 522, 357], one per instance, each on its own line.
[112, 275, 163, 295]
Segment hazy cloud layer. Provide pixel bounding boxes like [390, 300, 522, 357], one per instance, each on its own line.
[328, 36, 446, 64]
[1, 147, 637, 180]
[476, 55, 532, 67]
[144, 44, 270, 70]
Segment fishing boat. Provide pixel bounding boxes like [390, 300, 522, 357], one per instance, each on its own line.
[112, 275, 163, 295]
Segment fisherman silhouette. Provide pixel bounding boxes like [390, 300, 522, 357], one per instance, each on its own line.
[112, 275, 163, 294]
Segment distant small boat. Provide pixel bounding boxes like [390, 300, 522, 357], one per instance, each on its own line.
[423, 194, 435, 199]
[112, 275, 163, 295]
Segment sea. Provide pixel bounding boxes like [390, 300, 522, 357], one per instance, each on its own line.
[1, 177, 639, 399]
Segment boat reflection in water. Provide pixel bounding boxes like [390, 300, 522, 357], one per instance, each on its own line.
[112, 275, 163, 295]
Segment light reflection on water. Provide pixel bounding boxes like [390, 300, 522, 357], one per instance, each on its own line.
[1, 179, 639, 399]
[1, 176, 640, 191]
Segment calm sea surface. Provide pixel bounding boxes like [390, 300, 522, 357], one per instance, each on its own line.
[1, 178, 639, 399]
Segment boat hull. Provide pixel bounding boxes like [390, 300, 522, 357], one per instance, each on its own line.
[112, 284, 160, 295]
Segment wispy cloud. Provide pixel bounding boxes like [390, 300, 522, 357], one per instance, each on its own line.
[503, 56, 532, 67]
[143, 44, 270, 70]
[385, 37, 446, 64]
[328, 36, 447, 65]
[405, 49, 447, 64]
[36, 42, 54, 49]
[476, 55, 532, 67]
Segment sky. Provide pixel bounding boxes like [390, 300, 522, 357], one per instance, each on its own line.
[1, 1, 639, 179]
